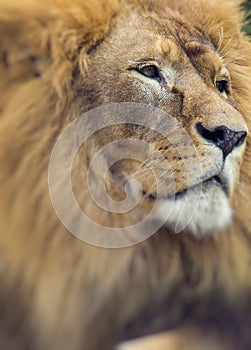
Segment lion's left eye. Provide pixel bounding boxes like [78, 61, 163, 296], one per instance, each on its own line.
[216, 80, 228, 94]
[137, 65, 160, 79]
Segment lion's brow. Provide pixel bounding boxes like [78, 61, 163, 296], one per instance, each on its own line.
[184, 41, 213, 56]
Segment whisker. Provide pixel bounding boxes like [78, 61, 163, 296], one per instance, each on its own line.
[220, 34, 241, 60]
[216, 27, 224, 52]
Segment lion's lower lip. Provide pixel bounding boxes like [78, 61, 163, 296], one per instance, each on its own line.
[174, 175, 227, 199]
[144, 175, 228, 200]
[210, 175, 229, 194]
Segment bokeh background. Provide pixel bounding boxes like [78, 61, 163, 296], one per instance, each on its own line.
[244, 1, 251, 34]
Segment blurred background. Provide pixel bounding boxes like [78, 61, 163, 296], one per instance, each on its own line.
[244, 1, 251, 34]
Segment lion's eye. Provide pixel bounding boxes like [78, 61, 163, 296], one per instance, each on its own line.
[216, 80, 228, 94]
[137, 65, 160, 79]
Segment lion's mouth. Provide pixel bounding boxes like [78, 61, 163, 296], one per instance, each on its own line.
[144, 173, 229, 201]
[175, 174, 229, 199]
[211, 175, 224, 186]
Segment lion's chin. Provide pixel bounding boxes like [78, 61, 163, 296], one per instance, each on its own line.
[156, 180, 232, 239]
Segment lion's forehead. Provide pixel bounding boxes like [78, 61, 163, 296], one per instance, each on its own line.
[114, 13, 221, 72]
[155, 36, 219, 68]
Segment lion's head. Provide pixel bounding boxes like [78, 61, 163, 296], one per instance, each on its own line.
[79, 3, 248, 238]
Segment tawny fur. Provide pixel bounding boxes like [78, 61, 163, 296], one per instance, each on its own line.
[0, 0, 251, 349]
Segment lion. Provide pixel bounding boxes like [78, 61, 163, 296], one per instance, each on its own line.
[0, 0, 251, 349]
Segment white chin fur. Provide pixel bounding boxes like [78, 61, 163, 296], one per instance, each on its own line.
[156, 184, 232, 239]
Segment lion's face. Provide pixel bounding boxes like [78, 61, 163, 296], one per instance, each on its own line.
[83, 10, 248, 238]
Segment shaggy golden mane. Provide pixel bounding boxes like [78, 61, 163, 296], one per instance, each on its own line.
[0, 0, 251, 349]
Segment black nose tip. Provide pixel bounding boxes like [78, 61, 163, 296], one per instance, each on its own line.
[196, 123, 247, 158]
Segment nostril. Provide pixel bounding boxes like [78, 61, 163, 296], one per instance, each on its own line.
[196, 123, 247, 159]
[211, 128, 225, 142]
[196, 123, 224, 144]
[196, 123, 210, 140]
[235, 131, 247, 148]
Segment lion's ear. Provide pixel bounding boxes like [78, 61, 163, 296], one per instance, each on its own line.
[0, 0, 118, 91]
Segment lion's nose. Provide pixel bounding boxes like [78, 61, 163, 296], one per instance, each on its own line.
[196, 123, 247, 158]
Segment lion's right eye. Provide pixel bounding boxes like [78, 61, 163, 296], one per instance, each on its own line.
[216, 80, 228, 94]
[137, 65, 160, 79]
